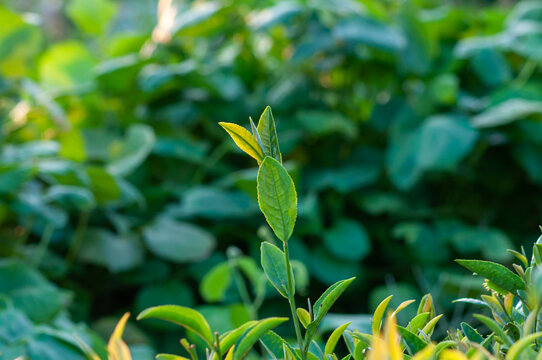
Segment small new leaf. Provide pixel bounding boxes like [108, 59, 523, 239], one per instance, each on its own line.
[256, 106, 282, 162]
[219, 122, 265, 164]
[261, 241, 291, 298]
[296, 308, 310, 329]
[232, 317, 288, 360]
[309, 277, 355, 333]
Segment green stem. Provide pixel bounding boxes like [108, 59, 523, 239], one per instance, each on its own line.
[227, 248, 257, 320]
[283, 241, 306, 360]
[66, 211, 90, 268]
[214, 332, 223, 360]
[34, 223, 55, 267]
[18, 214, 34, 246]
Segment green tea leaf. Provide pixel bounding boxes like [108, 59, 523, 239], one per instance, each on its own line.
[233, 317, 288, 360]
[156, 354, 190, 360]
[0, 5, 42, 78]
[78, 228, 144, 273]
[455, 259, 525, 293]
[310, 277, 355, 333]
[421, 314, 442, 336]
[86, 167, 120, 204]
[460, 322, 484, 344]
[107, 124, 155, 176]
[38, 41, 96, 92]
[471, 99, 542, 129]
[66, 0, 117, 35]
[323, 220, 370, 261]
[256, 106, 282, 162]
[324, 322, 350, 356]
[259, 330, 285, 359]
[407, 313, 429, 334]
[257, 157, 297, 242]
[44, 185, 95, 211]
[260, 242, 290, 298]
[137, 305, 214, 347]
[218, 321, 256, 357]
[417, 115, 478, 171]
[472, 314, 512, 347]
[220, 122, 265, 163]
[296, 308, 310, 329]
[200, 263, 232, 302]
[143, 217, 215, 264]
[372, 295, 392, 335]
[396, 326, 428, 354]
[506, 332, 542, 360]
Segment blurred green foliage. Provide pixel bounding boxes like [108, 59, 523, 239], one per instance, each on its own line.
[1, 0, 542, 357]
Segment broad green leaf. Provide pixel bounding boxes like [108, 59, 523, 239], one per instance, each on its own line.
[157, 1, 223, 39]
[220, 122, 265, 163]
[455, 259, 525, 293]
[256, 106, 282, 162]
[0, 5, 42, 77]
[233, 317, 288, 360]
[107, 124, 155, 176]
[173, 187, 257, 219]
[372, 295, 393, 335]
[0, 165, 34, 195]
[332, 16, 406, 52]
[137, 305, 214, 347]
[416, 115, 478, 171]
[396, 326, 428, 354]
[58, 130, 86, 162]
[66, 0, 117, 35]
[259, 330, 285, 359]
[143, 217, 215, 263]
[0, 260, 70, 323]
[308, 164, 380, 193]
[86, 167, 120, 204]
[324, 322, 350, 356]
[200, 263, 232, 302]
[471, 49, 512, 87]
[386, 131, 422, 190]
[0, 308, 33, 344]
[27, 333, 90, 360]
[78, 228, 144, 273]
[506, 332, 542, 360]
[472, 314, 512, 347]
[249, 3, 303, 30]
[134, 281, 194, 331]
[310, 278, 355, 332]
[310, 246, 361, 285]
[323, 220, 370, 261]
[257, 157, 297, 242]
[471, 99, 542, 128]
[295, 111, 358, 139]
[44, 185, 96, 211]
[38, 41, 96, 92]
[261, 242, 290, 298]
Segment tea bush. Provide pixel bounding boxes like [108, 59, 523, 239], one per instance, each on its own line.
[82, 107, 542, 360]
[2, 0, 542, 357]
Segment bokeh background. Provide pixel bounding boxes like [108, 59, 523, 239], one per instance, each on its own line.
[1, 0, 542, 358]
